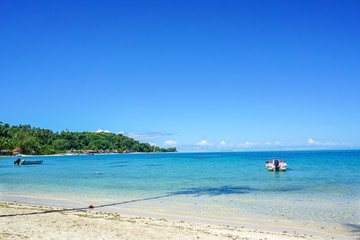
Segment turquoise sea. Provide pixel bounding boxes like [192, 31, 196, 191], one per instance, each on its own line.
[1, 150, 359, 239]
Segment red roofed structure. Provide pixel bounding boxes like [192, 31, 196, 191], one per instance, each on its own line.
[85, 150, 96, 153]
[13, 147, 21, 152]
[85, 150, 96, 155]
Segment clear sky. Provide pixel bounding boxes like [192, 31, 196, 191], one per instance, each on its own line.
[1, 0, 359, 151]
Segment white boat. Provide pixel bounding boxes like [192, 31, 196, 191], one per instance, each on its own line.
[266, 158, 287, 171]
[14, 159, 43, 165]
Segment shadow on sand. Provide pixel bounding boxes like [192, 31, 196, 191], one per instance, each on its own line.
[0, 185, 301, 217]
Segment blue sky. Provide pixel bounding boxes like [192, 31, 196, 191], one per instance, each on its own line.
[1, 0, 359, 151]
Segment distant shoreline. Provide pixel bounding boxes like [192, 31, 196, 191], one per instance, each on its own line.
[0, 151, 176, 158]
[179, 148, 360, 153]
[1, 148, 359, 158]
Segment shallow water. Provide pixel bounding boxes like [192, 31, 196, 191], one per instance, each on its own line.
[1, 150, 359, 238]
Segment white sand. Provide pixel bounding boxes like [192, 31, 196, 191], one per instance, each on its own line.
[0, 201, 339, 240]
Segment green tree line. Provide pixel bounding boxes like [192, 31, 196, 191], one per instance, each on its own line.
[0, 122, 176, 155]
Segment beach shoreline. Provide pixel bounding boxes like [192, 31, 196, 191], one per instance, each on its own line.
[1, 151, 358, 239]
[0, 200, 345, 240]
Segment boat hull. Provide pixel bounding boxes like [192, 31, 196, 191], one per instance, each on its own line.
[21, 160, 43, 165]
[14, 160, 43, 165]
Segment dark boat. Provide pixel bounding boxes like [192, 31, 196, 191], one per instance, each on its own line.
[14, 158, 43, 165]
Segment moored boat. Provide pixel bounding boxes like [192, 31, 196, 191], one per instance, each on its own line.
[266, 158, 286, 171]
[14, 158, 43, 165]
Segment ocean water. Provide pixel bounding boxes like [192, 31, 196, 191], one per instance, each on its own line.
[1, 150, 359, 238]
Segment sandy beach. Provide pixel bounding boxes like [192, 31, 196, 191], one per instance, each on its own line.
[0, 201, 340, 240]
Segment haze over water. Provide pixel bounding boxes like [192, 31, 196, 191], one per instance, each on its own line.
[1, 150, 359, 239]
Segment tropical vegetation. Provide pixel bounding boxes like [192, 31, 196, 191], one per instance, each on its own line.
[0, 122, 176, 155]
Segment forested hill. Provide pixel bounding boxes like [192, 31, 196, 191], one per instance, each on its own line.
[0, 122, 176, 155]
